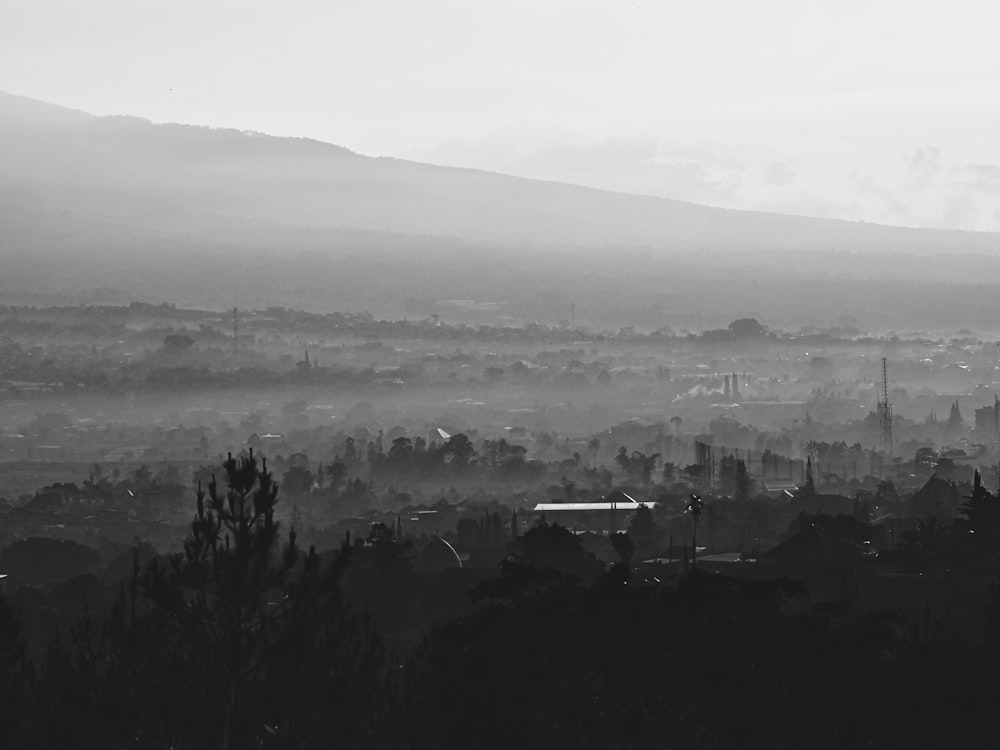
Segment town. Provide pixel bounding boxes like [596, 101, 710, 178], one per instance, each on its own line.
[5, 12, 1000, 737]
[4, 301, 1000, 747]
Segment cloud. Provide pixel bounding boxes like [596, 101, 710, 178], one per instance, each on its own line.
[408, 134, 1000, 232]
[953, 163, 1000, 195]
[518, 135, 660, 173]
[763, 161, 796, 186]
[843, 149, 1000, 230]
[849, 173, 912, 225]
[408, 131, 745, 206]
[961, 163, 1000, 180]
[907, 147, 943, 189]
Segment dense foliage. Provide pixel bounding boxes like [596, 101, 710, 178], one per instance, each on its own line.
[4, 458, 1000, 748]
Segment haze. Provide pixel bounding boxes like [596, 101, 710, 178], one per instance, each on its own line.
[5, 0, 1000, 230]
[11, 5, 1000, 746]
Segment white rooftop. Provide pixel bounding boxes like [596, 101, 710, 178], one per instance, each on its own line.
[533, 501, 652, 512]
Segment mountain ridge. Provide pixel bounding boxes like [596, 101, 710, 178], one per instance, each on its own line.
[2, 89, 998, 254]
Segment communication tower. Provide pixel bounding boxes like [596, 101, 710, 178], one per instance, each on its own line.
[877, 357, 893, 461]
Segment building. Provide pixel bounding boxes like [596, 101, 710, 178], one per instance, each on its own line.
[533, 490, 653, 533]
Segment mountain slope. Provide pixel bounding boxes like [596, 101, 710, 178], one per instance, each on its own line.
[2, 90, 998, 254]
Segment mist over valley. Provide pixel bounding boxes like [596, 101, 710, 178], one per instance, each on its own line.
[5, 34, 1000, 747]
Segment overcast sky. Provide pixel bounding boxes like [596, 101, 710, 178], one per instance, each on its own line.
[5, 0, 1000, 230]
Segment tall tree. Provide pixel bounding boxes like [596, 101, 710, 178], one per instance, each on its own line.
[959, 469, 1000, 545]
[631, 451, 660, 486]
[628, 504, 662, 559]
[948, 400, 964, 432]
[615, 446, 631, 475]
[803, 456, 816, 497]
[44, 451, 387, 748]
[610, 532, 635, 564]
[443, 433, 477, 469]
[735, 458, 753, 502]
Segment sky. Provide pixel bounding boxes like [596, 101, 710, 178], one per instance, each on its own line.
[4, 0, 1000, 230]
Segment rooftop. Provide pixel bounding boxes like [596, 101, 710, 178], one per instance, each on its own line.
[534, 501, 652, 512]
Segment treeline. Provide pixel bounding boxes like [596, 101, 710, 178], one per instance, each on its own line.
[275, 433, 545, 517]
[326, 433, 544, 483]
[3, 454, 1000, 747]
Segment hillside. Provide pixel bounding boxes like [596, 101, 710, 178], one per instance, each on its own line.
[6, 91, 1000, 332]
[2, 90, 999, 254]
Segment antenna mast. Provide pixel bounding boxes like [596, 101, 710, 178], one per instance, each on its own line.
[878, 357, 893, 462]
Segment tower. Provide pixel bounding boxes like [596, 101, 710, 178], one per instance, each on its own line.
[877, 357, 893, 462]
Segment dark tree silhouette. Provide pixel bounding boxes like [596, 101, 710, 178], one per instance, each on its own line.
[388, 435, 414, 468]
[615, 445, 631, 475]
[442, 433, 477, 469]
[36, 451, 387, 749]
[0, 538, 100, 587]
[735, 458, 753, 502]
[628, 504, 662, 560]
[803, 455, 816, 496]
[588, 436, 600, 462]
[900, 517, 945, 570]
[728, 317, 767, 338]
[281, 464, 315, 496]
[958, 469, 1000, 552]
[610, 532, 635, 564]
[631, 450, 660, 486]
[947, 400, 964, 432]
[0, 594, 32, 745]
[509, 520, 602, 581]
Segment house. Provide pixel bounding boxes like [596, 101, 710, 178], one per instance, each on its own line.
[911, 475, 962, 519]
[533, 490, 653, 534]
[762, 478, 799, 499]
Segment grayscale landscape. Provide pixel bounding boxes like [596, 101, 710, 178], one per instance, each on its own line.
[3, 3, 1000, 747]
